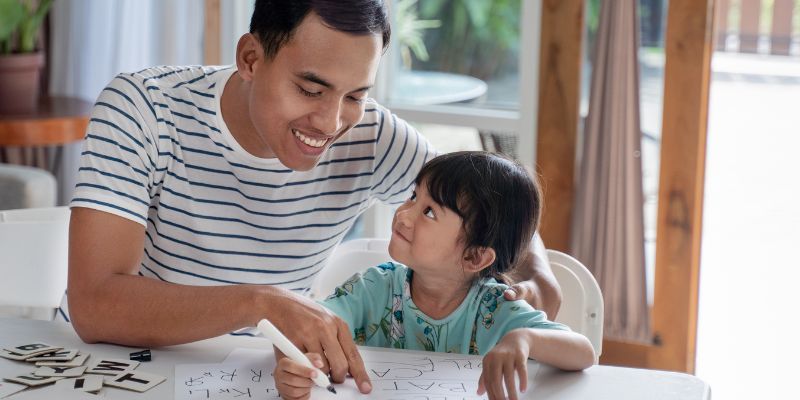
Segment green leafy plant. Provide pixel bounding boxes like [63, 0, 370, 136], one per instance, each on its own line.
[0, 0, 54, 54]
[394, 0, 441, 69]
[415, 0, 521, 80]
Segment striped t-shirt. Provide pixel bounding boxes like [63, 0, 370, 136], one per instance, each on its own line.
[70, 65, 433, 293]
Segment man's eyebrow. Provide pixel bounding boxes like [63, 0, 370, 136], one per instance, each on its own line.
[297, 71, 372, 93]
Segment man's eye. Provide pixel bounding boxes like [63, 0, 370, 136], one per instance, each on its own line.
[424, 207, 435, 219]
[297, 85, 321, 97]
[347, 95, 367, 104]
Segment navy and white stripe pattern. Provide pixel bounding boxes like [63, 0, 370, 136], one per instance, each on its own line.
[71, 66, 433, 293]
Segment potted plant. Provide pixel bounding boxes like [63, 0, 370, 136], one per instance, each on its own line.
[394, 0, 441, 70]
[0, 0, 54, 114]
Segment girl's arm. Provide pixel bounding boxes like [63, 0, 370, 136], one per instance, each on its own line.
[520, 328, 595, 370]
[478, 328, 595, 400]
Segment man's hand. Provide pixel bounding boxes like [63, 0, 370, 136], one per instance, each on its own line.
[477, 330, 530, 400]
[263, 291, 372, 394]
[503, 280, 543, 310]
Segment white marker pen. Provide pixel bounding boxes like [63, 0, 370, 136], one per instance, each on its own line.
[257, 318, 336, 394]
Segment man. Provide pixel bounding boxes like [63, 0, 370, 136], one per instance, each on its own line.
[67, 0, 560, 395]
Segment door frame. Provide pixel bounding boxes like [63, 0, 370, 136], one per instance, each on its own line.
[536, 0, 715, 373]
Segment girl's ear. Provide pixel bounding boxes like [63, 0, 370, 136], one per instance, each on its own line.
[463, 247, 496, 274]
[235, 33, 262, 82]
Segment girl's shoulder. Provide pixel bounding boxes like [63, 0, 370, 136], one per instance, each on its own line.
[472, 278, 537, 315]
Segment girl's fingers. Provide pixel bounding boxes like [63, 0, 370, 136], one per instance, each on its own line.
[516, 357, 529, 393]
[504, 361, 518, 400]
[486, 361, 505, 400]
[476, 372, 486, 395]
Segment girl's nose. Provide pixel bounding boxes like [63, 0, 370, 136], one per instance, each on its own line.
[395, 207, 413, 229]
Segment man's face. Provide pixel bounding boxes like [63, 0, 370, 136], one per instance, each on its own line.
[246, 13, 382, 171]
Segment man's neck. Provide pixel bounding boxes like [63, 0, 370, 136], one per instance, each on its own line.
[220, 72, 274, 158]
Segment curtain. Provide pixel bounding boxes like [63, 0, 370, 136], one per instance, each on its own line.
[39, 0, 203, 204]
[570, 1, 650, 342]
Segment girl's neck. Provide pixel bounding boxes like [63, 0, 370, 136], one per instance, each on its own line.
[409, 270, 476, 320]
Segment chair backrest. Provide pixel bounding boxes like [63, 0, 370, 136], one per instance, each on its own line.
[311, 238, 604, 360]
[310, 238, 393, 300]
[545, 250, 604, 360]
[0, 207, 70, 312]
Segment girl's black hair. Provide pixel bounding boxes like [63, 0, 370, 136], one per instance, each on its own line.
[416, 151, 542, 280]
[250, 0, 391, 60]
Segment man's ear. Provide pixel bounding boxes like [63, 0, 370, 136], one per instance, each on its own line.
[463, 247, 496, 274]
[235, 33, 261, 82]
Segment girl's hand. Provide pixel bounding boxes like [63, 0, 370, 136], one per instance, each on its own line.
[274, 352, 325, 400]
[477, 330, 530, 400]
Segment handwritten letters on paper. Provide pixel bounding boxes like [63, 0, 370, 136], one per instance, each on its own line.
[175, 347, 538, 399]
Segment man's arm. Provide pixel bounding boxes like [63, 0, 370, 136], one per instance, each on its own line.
[67, 207, 372, 392]
[502, 232, 562, 318]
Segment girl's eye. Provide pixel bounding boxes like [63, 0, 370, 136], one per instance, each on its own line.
[297, 85, 321, 98]
[409, 192, 417, 202]
[423, 207, 435, 219]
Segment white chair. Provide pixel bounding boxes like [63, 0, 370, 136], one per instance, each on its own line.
[311, 238, 393, 300]
[311, 238, 604, 361]
[0, 207, 70, 320]
[0, 164, 57, 210]
[545, 250, 604, 360]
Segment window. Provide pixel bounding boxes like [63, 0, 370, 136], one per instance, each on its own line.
[360, 0, 542, 238]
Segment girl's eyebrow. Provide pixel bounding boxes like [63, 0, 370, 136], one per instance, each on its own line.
[431, 201, 448, 216]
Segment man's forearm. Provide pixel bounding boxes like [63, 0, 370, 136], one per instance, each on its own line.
[69, 274, 276, 347]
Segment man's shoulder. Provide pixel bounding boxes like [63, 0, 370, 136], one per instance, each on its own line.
[104, 65, 231, 99]
[130, 65, 228, 86]
[359, 99, 411, 131]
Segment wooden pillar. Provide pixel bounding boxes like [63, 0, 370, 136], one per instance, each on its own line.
[649, 0, 714, 373]
[535, 0, 584, 252]
[715, 0, 731, 50]
[204, 0, 222, 65]
[770, 0, 795, 55]
[739, 0, 761, 53]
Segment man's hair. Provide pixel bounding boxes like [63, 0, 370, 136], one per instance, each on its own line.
[250, 0, 391, 60]
[416, 151, 542, 281]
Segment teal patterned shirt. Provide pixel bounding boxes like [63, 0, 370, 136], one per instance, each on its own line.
[321, 262, 568, 356]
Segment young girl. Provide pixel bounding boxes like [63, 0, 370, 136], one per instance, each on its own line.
[275, 151, 595, 400]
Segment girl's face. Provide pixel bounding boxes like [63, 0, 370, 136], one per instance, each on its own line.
[388, 182, 469, 280]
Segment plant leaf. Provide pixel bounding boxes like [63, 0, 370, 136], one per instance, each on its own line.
[0, 0, 26, 42]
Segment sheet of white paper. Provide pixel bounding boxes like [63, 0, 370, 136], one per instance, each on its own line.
[0, 380, 26, 398]
[177, 347, 540, 400]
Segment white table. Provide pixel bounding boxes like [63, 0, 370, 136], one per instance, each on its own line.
[0, 318, 709, 399]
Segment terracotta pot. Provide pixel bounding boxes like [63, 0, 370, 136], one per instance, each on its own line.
[0, 52, 45, 115]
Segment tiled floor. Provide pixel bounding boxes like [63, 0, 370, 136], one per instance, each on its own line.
[694, 52, 800, 398]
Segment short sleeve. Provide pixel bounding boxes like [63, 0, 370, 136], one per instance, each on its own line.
[495, 299, 570, 333]
[369, 106, 437, 206]
[320, 264, 396, 336]
[70, 74, 160, 226]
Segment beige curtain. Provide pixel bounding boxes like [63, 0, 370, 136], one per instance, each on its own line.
[570, 0, 650, 342]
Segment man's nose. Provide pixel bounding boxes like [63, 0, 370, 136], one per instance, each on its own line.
[311, 98, 343, 135]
